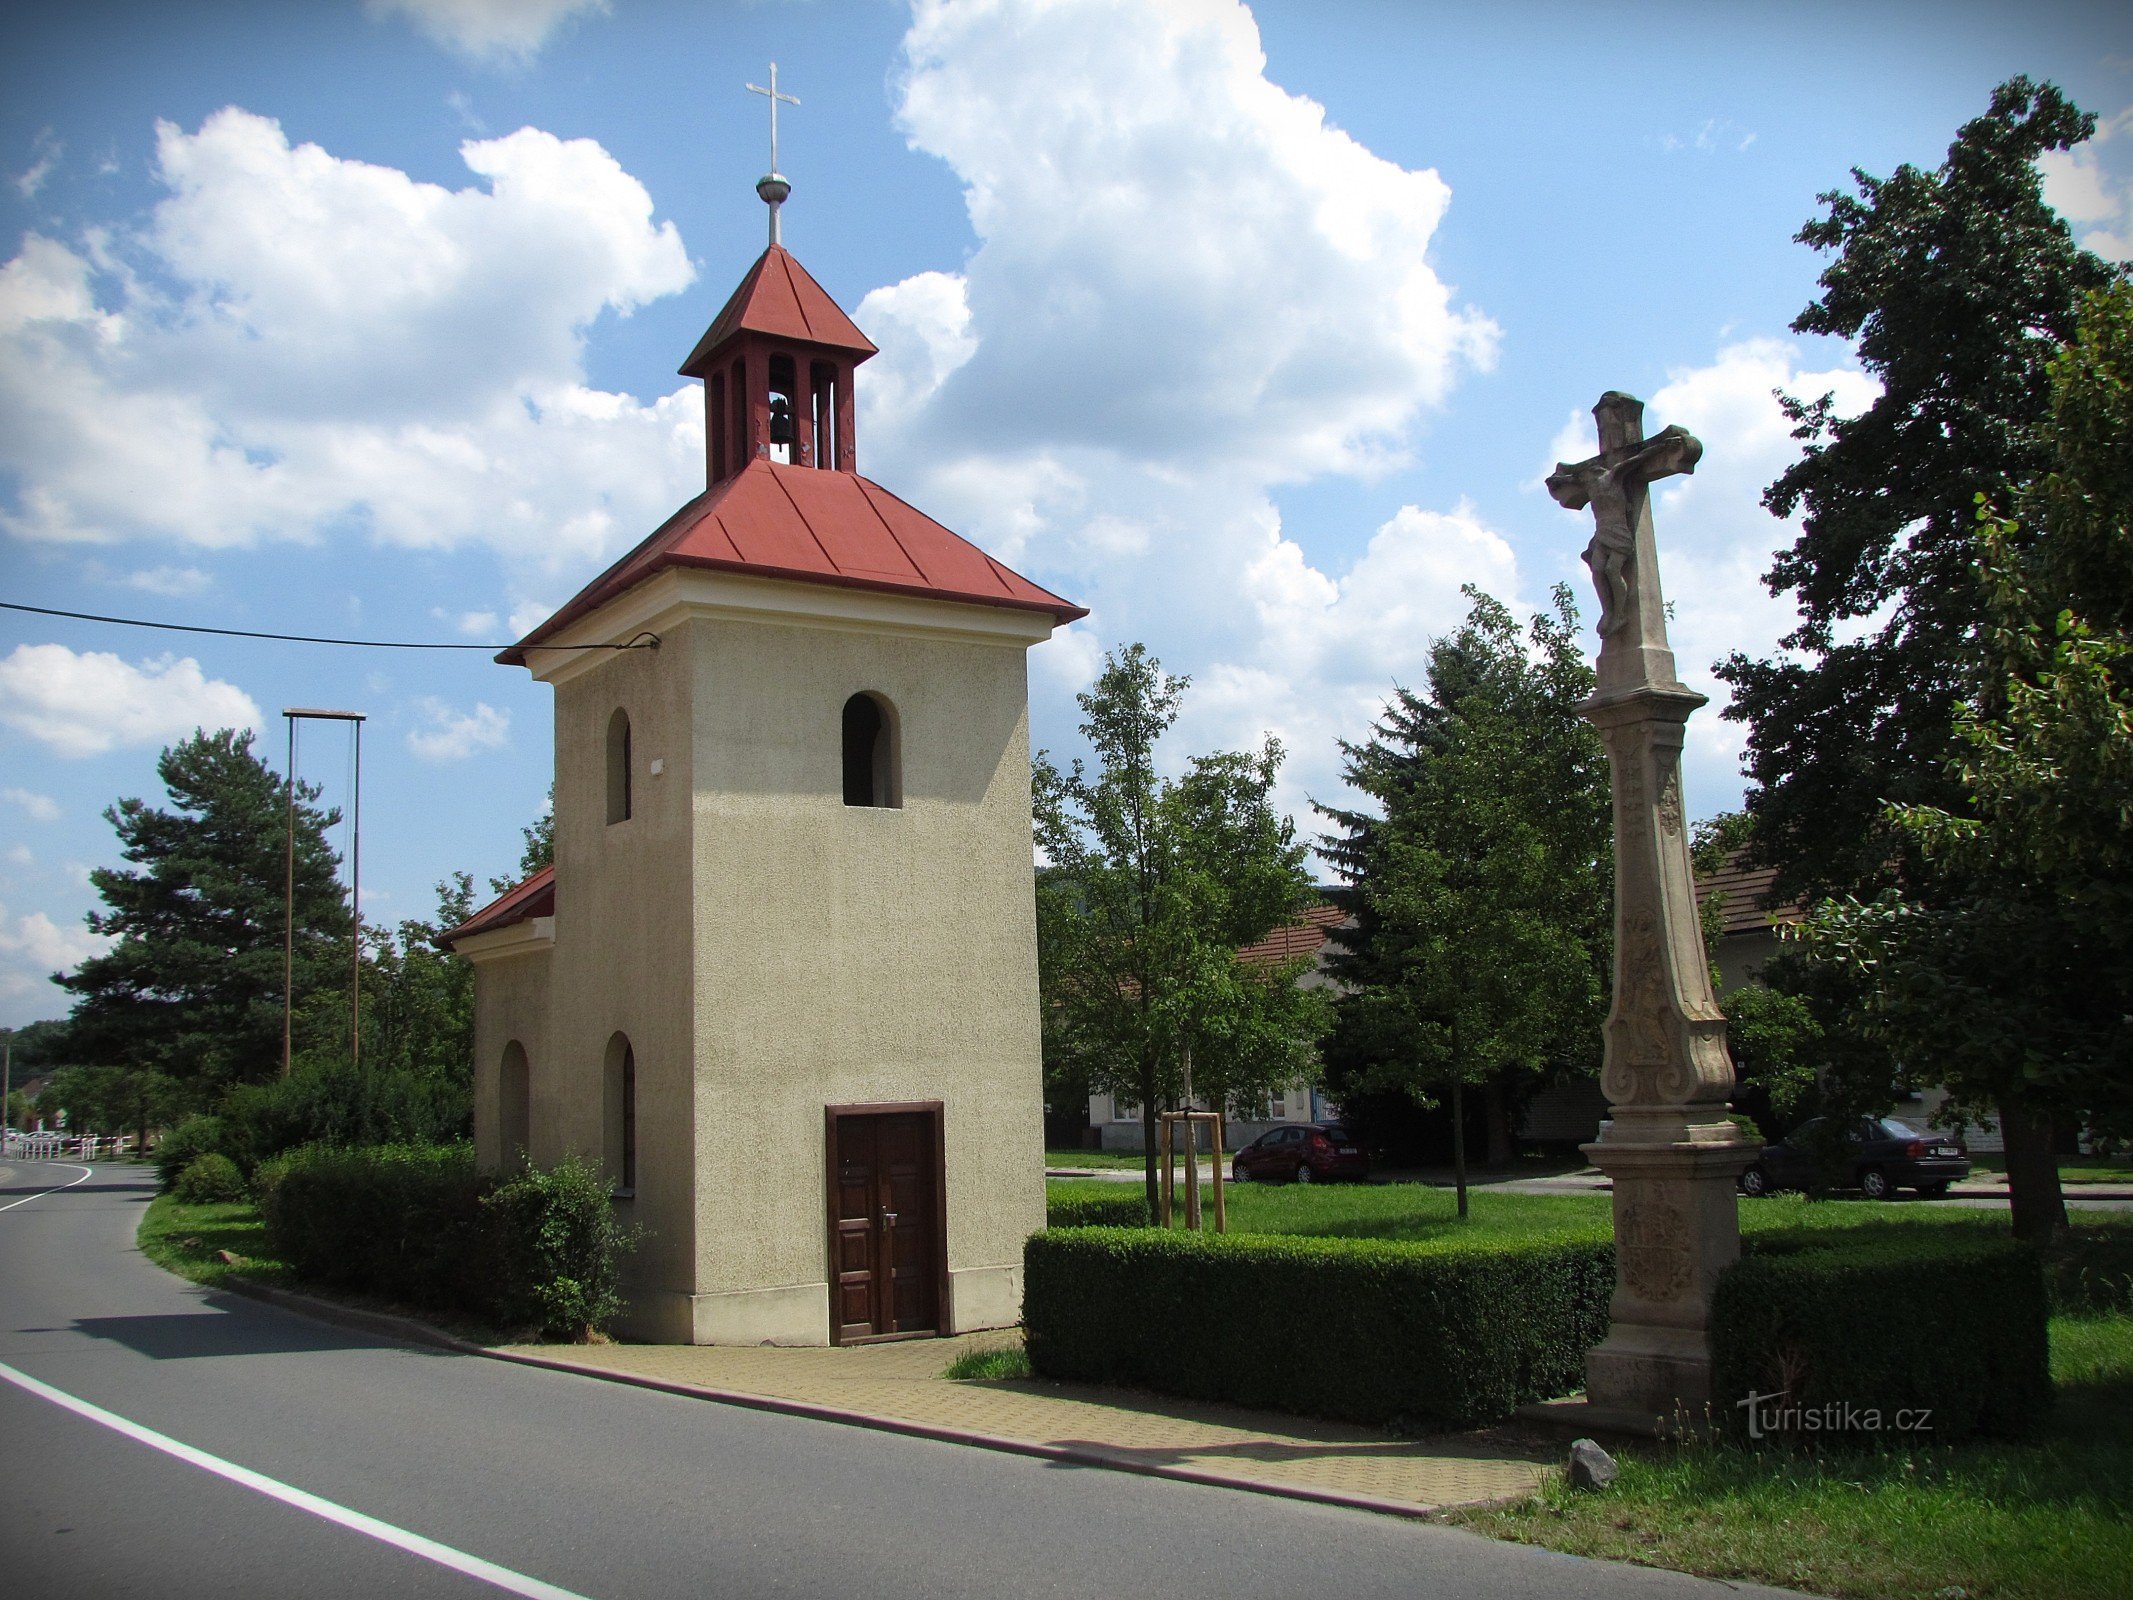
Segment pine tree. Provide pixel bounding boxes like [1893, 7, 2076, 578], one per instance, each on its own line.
[60, 728, 350, 1093]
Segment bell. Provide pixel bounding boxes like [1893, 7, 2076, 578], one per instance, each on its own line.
[769, 395, 795, 446]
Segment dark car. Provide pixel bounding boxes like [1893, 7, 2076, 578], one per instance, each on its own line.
[1741, 1116, 1970, 1200]
[1231, 1122, 1368, 1185]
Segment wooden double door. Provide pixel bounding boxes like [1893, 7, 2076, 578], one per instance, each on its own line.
[827, 1104, 944, 1344]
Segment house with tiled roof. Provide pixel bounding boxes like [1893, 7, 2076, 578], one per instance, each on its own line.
[444, 171, 1082, 1347]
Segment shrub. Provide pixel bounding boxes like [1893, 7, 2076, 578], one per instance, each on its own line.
[257, 1141, 636, 1338]
[1045, 1192, 1150, 1229]
[1712, 1230, 2051, 1443]
[1023, 1226, 1613, 1431]
[260, 1142, 486, 1309]
[173, 1151, 246, 1204]
[480, 1157, 638, 1340]
[219, 1058, 470, 1173]
[154, 1115, 227, 1191]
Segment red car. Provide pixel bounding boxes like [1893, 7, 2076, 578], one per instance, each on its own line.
[1231, 1122, 1368, 1184]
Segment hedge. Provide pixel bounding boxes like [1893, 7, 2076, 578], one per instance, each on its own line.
[258, 1143, 636, 1339]
[1045, 1192, 1151, 1229]
[1710, 1230, 2050, 1443]
[1023, 1226, 1613, 1431]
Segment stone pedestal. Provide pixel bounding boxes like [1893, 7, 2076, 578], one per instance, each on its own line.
[1583, 1113, 1759, 1422]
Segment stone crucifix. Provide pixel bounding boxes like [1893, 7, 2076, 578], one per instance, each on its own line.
[1546, 390, 1756, 1429]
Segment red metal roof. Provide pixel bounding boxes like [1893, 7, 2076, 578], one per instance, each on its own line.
[502, 460, 1086, 664]
[679, 245, 877, 375]
[439, 865, 554, 948]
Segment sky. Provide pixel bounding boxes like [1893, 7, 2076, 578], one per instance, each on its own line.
[2, 0, 2130, 1028]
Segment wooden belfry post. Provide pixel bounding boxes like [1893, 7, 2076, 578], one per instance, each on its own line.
[1547, 392, 1758, 1428]
[1158, 1111, 1227, 1233]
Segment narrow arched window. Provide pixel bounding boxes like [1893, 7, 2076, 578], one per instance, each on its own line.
[710, 371, 728, 481]
[606, 708, 632, 824]
[842, 692, 900, 808]
[604, 1033, 636, 1193]
[499, 1041, 530, 1169]
[767, 354, 797, 466]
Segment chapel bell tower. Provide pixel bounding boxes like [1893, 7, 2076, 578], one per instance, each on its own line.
[445, 80, 1085, 1348]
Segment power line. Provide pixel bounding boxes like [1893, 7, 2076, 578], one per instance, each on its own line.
[0, 600, 655, 653]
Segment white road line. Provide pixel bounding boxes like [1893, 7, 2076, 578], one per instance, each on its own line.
[0, 1358, 598, 1600]
[0, 1162, 93, 1212]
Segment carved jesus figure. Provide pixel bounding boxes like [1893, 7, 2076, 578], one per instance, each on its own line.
[1545, 392, 1701, 646]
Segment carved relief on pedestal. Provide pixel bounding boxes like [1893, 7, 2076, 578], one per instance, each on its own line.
[1616, 1191, 1694, 1302]
[1657, 765, 1683, 838]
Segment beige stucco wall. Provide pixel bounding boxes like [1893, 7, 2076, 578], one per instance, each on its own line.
[471, 571, 1054, 1345]
[543, 627, 702, 1340]
[466, 939, 553, 1173]
[684, 609, 1047, 1344]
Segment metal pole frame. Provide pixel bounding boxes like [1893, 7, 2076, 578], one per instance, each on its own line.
[281, 708, 366, 1079]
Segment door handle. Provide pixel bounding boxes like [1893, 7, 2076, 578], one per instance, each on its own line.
[881, 1210, 898, 1228]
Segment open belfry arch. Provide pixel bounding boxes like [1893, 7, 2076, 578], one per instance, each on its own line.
[444, 72, 1086, 1345]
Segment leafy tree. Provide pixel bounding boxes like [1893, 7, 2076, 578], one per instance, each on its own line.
[36, 1063, 182, 1148]
[494, 786, 554, 893]
[1034, 644, 1327, 1215]
[1799, 283, 2133, 1240]
[60, 728, 350, 1093]
[1717, 77, 2116, 904]
[1318, 586, 1610, 1215]
[356, 874, 478, 1084]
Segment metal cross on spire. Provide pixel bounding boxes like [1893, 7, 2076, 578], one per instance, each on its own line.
[746, 62, 800, 246]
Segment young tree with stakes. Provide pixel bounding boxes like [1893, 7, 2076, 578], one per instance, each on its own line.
[1034, 645, 1327, 1217]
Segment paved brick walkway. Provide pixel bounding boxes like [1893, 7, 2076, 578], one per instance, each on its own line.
[492, 1328, 1553, 1515]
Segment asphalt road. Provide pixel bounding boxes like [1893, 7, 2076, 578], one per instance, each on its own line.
[0, 1160, 1802, 1600]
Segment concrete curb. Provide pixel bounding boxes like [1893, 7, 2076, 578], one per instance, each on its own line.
[215, 1274, 1491, 1521]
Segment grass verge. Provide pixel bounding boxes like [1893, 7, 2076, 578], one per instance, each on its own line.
[1453, 1309, 2133, 1600]
[1967, 1153, 2133, 1186]
[137, 1192, 293, 1290]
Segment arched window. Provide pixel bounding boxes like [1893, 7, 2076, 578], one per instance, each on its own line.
[767, 354, 796, 466]
[606, 708, 632, 825]
[709, 371, 728, 481]
[499, 1041, 530, 1169]
[841, 692, 900, 809]
[603, 1033, 636, 1193]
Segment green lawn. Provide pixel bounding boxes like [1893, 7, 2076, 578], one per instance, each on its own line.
[1043, 1147, 1150, 1170]
[137, 1191, 291, 1290]
[1457, 1309, 2133, 1600]
[1045, 1176, 2033, 1245]
[1967, 1153, 2133, 1186]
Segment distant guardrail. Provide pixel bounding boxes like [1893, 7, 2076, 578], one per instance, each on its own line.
[1, 1131, 129, 1161]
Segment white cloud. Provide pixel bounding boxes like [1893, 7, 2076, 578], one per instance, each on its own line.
[0, 900, 112, 979]
[15, 128, 61, 198]
[124, 565, 211, 598]
[407, 697, 511, 761]
[0, 108, 700, 608]
[366, 0, 609, 66]
[1627, 340, 1879, 787]
[1, 788, 61, 822]
[2039, 107, 2133, 261]
[861, 0, 1502, 826]
[0, 644, 260, 757]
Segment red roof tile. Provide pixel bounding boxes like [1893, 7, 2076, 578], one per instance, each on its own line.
[1237, 902, 1349, 969]
[679, 245, 876, 375]
[502, 460, 1086, 664]
[1694, 850, 1803, 937]
[439, 865, 554, 948]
